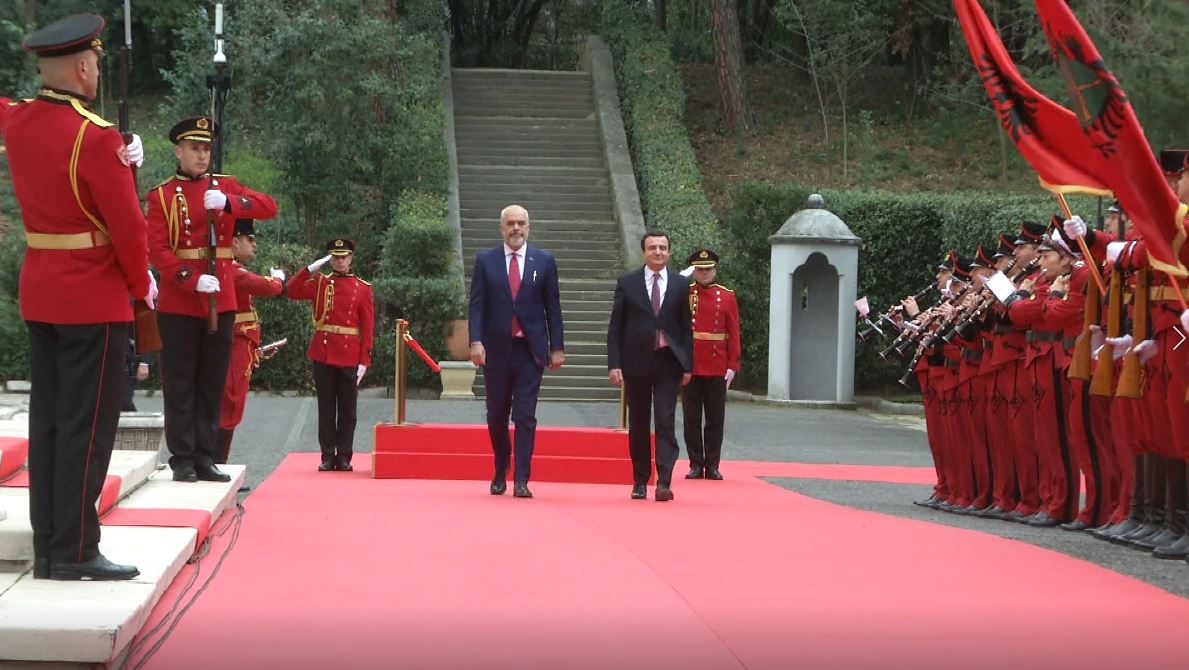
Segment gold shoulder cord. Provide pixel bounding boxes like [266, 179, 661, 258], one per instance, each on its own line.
[68, 120, 110, 236]
[313, 275, 334, 328]
[689, 287, 699, 319]
[154, 186, 185, 251]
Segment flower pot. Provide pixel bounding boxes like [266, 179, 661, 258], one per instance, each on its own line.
[438, 360, 477, 399]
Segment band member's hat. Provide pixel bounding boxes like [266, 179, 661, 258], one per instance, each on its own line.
[972, 244, 995, 269]
[1014, 220, 1049, 245]
[992, 233, 1017, 259]
[687, 248, 719, 268]
[233, 219, 255, 237]
[169, 116, 218, 144]
[327, 238, 355, 256]
[1106, 200, 1123, 214]
[1037, 233, 1074, 256]
[23, 14, 105, 58]
[1159, 148, 1187, 176]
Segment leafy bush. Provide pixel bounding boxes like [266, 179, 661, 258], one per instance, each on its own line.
[600, 0, 721, 261]
[723, 181, 1101, 392]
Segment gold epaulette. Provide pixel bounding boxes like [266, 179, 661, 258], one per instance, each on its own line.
[713, 283, 734, 292]
[149, 178, 173, 194]
[67, 98, 112, 127]
[356, 276, 371, 286]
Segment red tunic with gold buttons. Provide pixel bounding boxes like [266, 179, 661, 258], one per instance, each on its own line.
[1, 89, 149, 323]
[219, 262, 284, 430]
[145, 174, 277, 317]
[688, 282, 741, 377]
[286, 267, 375, 368]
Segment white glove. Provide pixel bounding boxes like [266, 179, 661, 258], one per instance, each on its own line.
[1104, 334, 1132, 360]
[356, 364, 367, 385]
[1133, 339, 1157, 364]
[270, 267, 286, 282]
[1063, 215, 1087, 240]
[679, 265, 694, 277]
[1105, 241, 1126, 264]
[204, 189, 228, 211]
[1089, 324, 1105, 355]
[143, 270, 158, 309]
[1181, 309, 1189, 335]
[308, 255, 332, 273]
[126, 133, 144, 168]
[195, 274, 221, 294]
[724, 369, 736, 389]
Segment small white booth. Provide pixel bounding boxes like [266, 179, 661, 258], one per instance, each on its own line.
[767, 194, 860, 405]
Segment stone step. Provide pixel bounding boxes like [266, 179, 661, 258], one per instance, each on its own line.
[460, 246, 618, 262]
[461, 217, 617, 231]
[459, 156, 605, 169]
[453, 98, 595, 110]
[457, 166, 607, 179]
[458, 148, 606, 161]
[560, 301, 613, 313]
[454, 138, 603, 151]
[462, 236, 619, 250]
[0, 450, 160, 564]
[459, 193, 612, 207]
[560, 341, 612, 356]
[460, 186, 612, 199]
[453, 118, 598, 131]
[455, 107, 596, 120]
[0, 464, 246, 664]
[452, 67, 591, 80]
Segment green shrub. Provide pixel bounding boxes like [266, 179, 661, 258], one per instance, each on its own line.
[723, 181, 1101, 392]
[600, 0, 720, 261]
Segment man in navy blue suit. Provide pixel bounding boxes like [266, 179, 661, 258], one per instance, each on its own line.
[607, 231, 693, 502]
[469, 205, 565, 498]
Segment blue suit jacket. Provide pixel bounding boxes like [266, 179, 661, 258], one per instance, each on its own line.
[468, 244, 564, 367]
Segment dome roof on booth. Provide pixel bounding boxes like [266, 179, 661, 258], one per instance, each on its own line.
[771, 194, 858, 243]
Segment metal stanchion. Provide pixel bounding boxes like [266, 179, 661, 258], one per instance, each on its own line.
[394, 319, 409, 425]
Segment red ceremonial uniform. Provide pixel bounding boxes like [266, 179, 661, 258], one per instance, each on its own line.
[146, 174, 278, 316]
[287, 267, 375, 367]
[689, 283, 741, 376]
[1, 89, 149, 321]
[219, 262, 283, 431]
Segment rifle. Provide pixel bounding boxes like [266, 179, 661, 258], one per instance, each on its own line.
[205, 3, 230, 333]
[255, 338, 288, 362]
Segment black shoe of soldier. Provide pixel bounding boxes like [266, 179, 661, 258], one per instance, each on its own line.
[195, 463, 232, 483]
[172, 464, 198, 483]
[318, 457, 336, 472]
[50, 554, 139, 581]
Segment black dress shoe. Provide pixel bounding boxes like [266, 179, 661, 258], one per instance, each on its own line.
[979, 506, 1010, 520]
[1059, 519, 1089, 531]
[335, 456, 353, 472]
[705, 468, 723, 481]
[685, 467, 704, 479]
[513, 481, 533, 498]
[1026, 512, 1061, 527]
[50, 554, 139, 581]
[172, 464, 198, 483]
[655, 486, 674, 502]
[237, 484, 252, 493]
[912, 495, 938, 508]
[491, 474, 507, 495]
[631, 484, 646, 500]
[33, 558, 50, 580]
[1152, 534, 1189, 560]
[195, 463, 232, 483]
[318, 457, 336, 472]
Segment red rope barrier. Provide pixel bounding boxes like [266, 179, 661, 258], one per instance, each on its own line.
[403, 332, 441, 373]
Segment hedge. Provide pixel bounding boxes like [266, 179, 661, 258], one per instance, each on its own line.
[723, 181, 1102, 392]
[599, 0, 721, 261]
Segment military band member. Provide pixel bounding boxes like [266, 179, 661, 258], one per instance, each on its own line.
[287, 239, 375, 472]
[216, 219, 285, 466]
[1, 14, 152, 580]
[680, 248, 740, 480]
[146, 116, 279, 483]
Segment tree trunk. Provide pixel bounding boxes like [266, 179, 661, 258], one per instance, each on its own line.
[656, 0, 667, 31]
[709, 0, 755, 133]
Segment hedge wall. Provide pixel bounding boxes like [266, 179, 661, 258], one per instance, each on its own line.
[723, 182, 1102, 392]
[599, 0, 721, 260]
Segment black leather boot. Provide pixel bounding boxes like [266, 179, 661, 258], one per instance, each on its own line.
[214, 428, 234, 465]
[1115, 455, 1160, 545]
[1094, 456, 1146, 540]
[1150, 460, 1188, 558]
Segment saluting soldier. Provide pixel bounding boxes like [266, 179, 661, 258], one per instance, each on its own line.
[287, 239, 375, 472]
[215, 219, 285, 465]
[146, 116, 279, 483]
[680, 248, 741, 480]
[1, 14, 152, 580]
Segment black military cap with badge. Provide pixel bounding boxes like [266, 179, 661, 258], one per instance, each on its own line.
[169, 116, 218, 144]
[22, 13, 105, 58]
[327, 238, 355, 256]
[687, 248, 719, 268]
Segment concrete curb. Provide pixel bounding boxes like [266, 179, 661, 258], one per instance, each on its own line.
[855, 395, 925, 416]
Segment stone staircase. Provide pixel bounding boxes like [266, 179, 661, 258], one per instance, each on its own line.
[453, 68, 621, 402]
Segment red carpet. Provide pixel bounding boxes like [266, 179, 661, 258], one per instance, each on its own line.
[138, 454, 1188, 670]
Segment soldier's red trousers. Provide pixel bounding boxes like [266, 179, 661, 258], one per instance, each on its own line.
[986, 364, 1019, 511]
[1066, 379, 1115, 526]
[919, 370, 951, 501]
[1008, 359, 1040, 515]
[1029, 353, 1078, 522]
[219, 336, 255, 431]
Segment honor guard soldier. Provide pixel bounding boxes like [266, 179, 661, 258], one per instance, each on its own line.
[287, 239, 375, 472]
[681, 248, 741, 480]
[216, 219, 285, 465]
[147, 116, 279, 483]
[1, 14, 152, 580]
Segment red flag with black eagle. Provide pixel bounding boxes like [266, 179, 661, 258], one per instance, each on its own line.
[952, 0, 1112, 198]
[1034, 0, 1188, 277]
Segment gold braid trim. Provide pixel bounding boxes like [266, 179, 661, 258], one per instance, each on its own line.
[313, 275, 334, 328]
[68, 120, 109, 236]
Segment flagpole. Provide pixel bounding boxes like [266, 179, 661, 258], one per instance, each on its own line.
[1055, 193, 1107, 295]
[1167, 274, 1189, 313]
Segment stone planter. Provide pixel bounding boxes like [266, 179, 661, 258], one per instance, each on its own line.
[438, 361, 477, 399]
[116, 412, 166, 454]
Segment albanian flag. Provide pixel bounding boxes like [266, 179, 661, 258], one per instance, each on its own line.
[953, 0, 1112, 198]
[1034, 0, 1187, 277]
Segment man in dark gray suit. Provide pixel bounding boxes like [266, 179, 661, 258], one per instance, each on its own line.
[607, 231, 692, 502]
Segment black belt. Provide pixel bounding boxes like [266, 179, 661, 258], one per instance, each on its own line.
[1063, 336, 1078, 350]
[944, 359, 960, 370]
[1026, 330, 1063, 343]
[983, 339, 994, 351]
[993, 323, 1014, 334]
[962, 349, 983, 363]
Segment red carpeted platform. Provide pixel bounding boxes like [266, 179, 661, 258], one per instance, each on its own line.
[373, 422, 654, 484]
[0, 436, 28, 481]
[137, 454, 1189, 670]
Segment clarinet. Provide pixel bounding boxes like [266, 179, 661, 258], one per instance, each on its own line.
[859, 283, 937, 341]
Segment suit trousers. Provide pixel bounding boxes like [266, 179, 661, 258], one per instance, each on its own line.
[313, 361, 359, 460]
[682, 374, 726, 470]
[625, 347, 683, 487]
[26, 321, 127, 564]
[158, 312, 233, 471]
[483, 338, 544, 482]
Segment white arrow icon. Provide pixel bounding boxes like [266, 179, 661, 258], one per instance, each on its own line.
[1175, 327, 1187, 351]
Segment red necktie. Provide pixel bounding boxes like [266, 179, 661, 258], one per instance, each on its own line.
[509, 252, 523, 337]
[652, 272, 667, 349]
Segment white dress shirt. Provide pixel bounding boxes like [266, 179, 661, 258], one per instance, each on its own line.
[646, 267, 667, 306]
